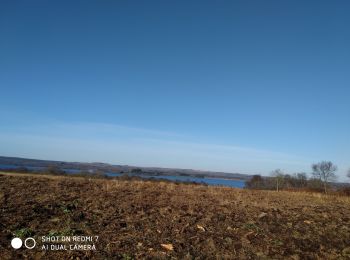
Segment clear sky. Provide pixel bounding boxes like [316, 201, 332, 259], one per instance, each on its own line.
[1, 1, 349, 179]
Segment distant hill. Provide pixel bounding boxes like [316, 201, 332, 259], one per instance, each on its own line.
[0, 156, 252, 180]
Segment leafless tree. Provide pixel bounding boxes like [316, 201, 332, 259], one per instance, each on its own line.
[311, 161, 337, 193]
[295, 172, 308, 188]
[271, 169, 284, 192]
[246, 175, 264, 189]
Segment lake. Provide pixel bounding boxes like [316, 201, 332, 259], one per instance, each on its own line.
[0, 164, 246, 188]
[106, 172, 246, 188]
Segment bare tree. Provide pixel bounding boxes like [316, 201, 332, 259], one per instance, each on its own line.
[271, 169, 284, 192]
[311, 161, 337, 193]
[293, 172, 308, 188]
[246, 175, 264, 189]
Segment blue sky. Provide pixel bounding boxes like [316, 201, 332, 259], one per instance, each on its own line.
[0, 1, 349, 179]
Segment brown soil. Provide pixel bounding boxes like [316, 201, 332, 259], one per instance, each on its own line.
[1, 172, 350, 259]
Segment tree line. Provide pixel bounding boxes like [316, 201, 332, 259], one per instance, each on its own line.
[246, 161, 349, 194]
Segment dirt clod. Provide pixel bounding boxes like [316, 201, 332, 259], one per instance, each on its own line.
[258, 212, 268, 219]
[161, 244, 173, 251]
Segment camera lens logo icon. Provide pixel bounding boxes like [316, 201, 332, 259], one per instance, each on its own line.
[11, 238, 22, 249]
[11, 237, 36, 249]
[24, 237, 36, 249]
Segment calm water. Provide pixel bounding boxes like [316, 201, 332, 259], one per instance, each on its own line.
[106, 172, 245, 188]
[0, 164, 245, 188]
